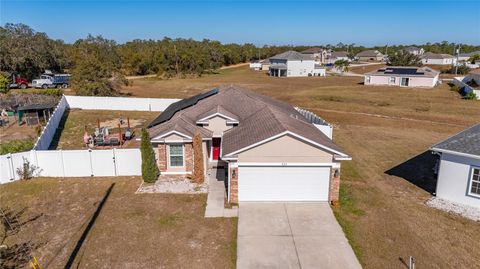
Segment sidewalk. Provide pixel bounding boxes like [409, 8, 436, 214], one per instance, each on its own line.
[204, 168, 238, 218]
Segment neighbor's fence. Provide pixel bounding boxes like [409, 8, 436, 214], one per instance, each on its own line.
[1, 95, 179, 184]
[65, 95, 180, 111]
[453, 76, 480, 100]
[0, 148, 141, 184]
[34, 95, 68, 150]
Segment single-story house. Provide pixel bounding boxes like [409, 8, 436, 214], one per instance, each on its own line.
[326, 51, 350, 64]
[260, 58, 270, 71]
[249, 61, 262, 71]
[147, 86, 351, 203]
[458, 51, 480, 63]
[452, 69, 480, 99]
[269, 51, 325, 77]
[421, 52, 456, 65]
[364, 66, 440, 88]
[355, 50, 384, 62]
[431, 124, 480, 208]
[301, 47, 330, 64]
[402, 46, 425, 56]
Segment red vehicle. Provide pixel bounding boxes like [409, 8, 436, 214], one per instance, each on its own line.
[9, 74, 29, 89]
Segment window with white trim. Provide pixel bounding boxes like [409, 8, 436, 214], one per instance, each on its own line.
[169, 144, 184, 167]
[366, 76, 371, 83]
[470, 167, 480, 196]
[389, 77, 396, 83]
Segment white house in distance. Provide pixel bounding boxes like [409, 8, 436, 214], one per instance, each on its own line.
[301, 47, 330, 64]
[453, 69, 480, 99]
[421, 52, 456, 65]
[355, 50, 384, 62]
[249, 60, 262, 71]
[364, 66, 439, 88]
[458, 51, 480, 62]
[402, 46, 425, 56]
[431, 124, 480, 208]
[269, 51, 325, 77]
[326, 51, 350, 64]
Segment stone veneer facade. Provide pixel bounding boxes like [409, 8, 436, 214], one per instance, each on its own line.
[329, 165, 341, 205]
[229, 166, 238, 204]
[156, 143, 194, 173]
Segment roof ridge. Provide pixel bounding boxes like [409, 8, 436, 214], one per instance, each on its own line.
[432, 123, 480, 149]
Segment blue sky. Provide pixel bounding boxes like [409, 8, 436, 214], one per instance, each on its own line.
[1, 0, 479, 46]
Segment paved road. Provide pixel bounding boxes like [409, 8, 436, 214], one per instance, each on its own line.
[237, 203, 362, 269]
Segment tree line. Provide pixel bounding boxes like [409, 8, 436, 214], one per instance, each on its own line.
[1, 23, 479, 96]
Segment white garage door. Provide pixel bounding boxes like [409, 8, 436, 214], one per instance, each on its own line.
[238, 166, 331, 202]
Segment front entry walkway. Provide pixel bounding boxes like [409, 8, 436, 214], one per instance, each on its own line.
[204, 168, 238, 218]
[237, 203, 362, 269]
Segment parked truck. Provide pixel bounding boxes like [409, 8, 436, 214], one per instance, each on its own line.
[32, 71, 71, 89]
[8, 73, 29, 89]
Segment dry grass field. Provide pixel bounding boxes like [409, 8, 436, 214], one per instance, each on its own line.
[120, 66, 480, 268]
[0, 177, 237, 269]
[50, 110, 159, 150]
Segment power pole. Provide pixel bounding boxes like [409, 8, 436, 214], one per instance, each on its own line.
[455, 45, 460, 75]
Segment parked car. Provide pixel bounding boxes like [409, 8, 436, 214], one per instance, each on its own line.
[8, 73, 29, 89]
[32, 71, 71, 89]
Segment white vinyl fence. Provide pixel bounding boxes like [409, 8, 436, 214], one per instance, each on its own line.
[1, 95, 179, 184]
[34, 95, 68, 150]
[0, 149, 141, 184]
[65, 95, 180, 111]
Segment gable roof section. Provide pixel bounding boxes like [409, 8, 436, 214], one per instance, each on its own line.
[270, 51, 313, 61]
[331, 51, 348, 58]
[148, 88, 219, 128]
[356, 50, 383, 57]
[301, 47, 324, 54]
[149, 117, 212, 140]
[196, 105, 239, 123]
[222, 105, 348, 157]
[421, 52, 454, 59]
[431, 124, 480, 158]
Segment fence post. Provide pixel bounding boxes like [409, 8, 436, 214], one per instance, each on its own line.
[113, 148, 118, 176]
[60, 150, 66, 177]
[7, 153, 14, 181]
[89, 149, 94, 177]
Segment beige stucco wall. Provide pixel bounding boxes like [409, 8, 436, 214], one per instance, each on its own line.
[204, 116, 233, 136]
[238, 134, 334, 163]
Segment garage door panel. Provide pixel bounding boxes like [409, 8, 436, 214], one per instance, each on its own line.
[238, 166, 330, 202]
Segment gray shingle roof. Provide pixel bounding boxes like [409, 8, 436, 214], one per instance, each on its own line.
[421, 52, 454, 59]
[270, 51, 313, 61]
[431, 124, 480, 157]
[147, 86, 349, 158]
[356, 50, 383, 57]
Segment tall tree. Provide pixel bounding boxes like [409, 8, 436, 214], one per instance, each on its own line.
[140, 128, 159, 183]
[388, 50, 422, 66]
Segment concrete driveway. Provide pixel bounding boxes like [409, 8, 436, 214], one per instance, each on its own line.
[237, 203, 362, 269]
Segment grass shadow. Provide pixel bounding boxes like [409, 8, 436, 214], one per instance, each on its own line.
[48, 109, 70, 150]
[385, 151, 438, 194]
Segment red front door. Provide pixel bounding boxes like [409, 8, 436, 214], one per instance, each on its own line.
[212, 138, 221, 160]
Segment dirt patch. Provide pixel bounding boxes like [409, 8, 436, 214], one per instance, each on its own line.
[0, 177, 237, 269]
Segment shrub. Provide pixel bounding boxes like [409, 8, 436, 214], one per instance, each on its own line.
[30, 88, 64, 96]
[450, 85, 460, 92]
[0, 73, 10, 94]
[0, 138, 35, 154]
[192, 131, 204, 184]
[16, 159, 38, 180]
[140, 128, 159, 183]
[465, 92, 478, 100]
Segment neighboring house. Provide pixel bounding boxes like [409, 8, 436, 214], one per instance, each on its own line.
[249, 60, 262, 71]
[301, 47, 330, 64]
[458, 51, 480, 62]
[355, 50, 384, 62]
[421, 52, 456, 65]
[147, 86, 351, 203]
[269, 51, 325, 77]
[326, 51, 350, 64]
[364, 66, 439, 88]
[260, 58, 270, 71]
[402, 46, 425, 55]
[453, 69, 480, 99]
[431, 124, 480, 208]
